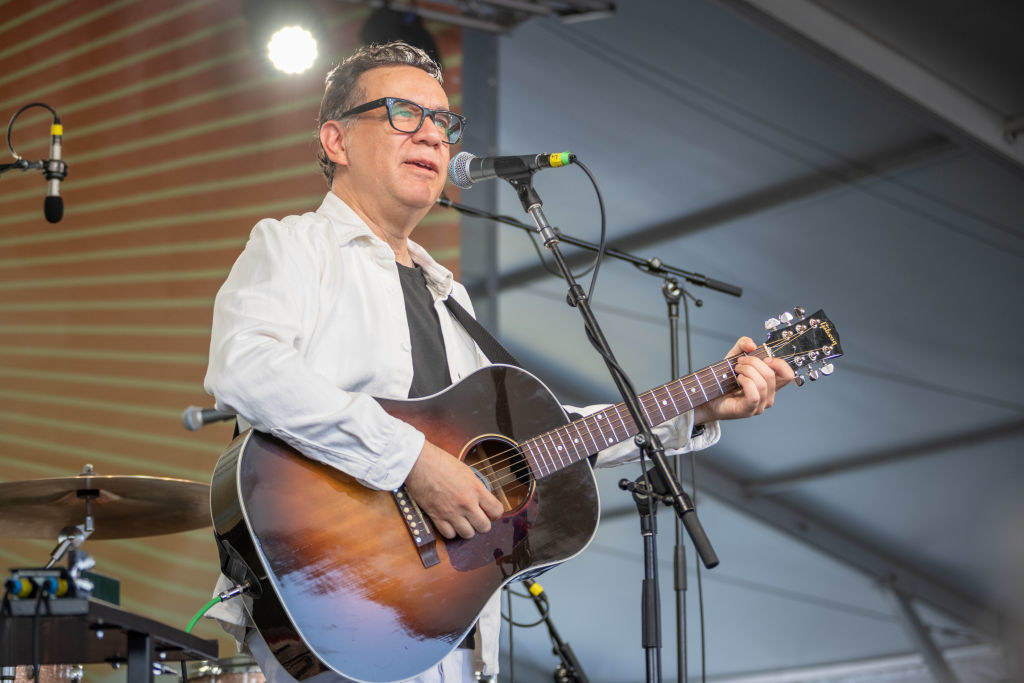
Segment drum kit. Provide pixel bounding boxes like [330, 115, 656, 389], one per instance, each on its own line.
[0, 464, 262, 683]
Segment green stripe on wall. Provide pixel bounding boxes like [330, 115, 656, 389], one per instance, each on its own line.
[0, 298, 214, 312]
[0, 433, 212, 481]
[0, 409, 221, 453]
[0, 5, 237, 90]
[0, 197, 323, 249]
[0, 367, 202, 393]
[1, 162, 315, 224]
[0, 237, 245, 269]
[0, 388, 182, 420]
[0, 0, 132, 66]
[0, 346, 207, 364]
[0, 323, 210, 335]
[1, 130, 314, 204]
[0, 268, 228, 291]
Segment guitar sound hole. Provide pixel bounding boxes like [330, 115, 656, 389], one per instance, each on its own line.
[463, 436, 534, 514]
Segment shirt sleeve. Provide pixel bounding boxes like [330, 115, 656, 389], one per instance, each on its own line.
[562, 402, 721, 468]
[204, 220, 425, 491]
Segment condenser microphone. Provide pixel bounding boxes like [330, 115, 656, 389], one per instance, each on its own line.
[43, 119, 68, 223]
[448, 151, 573, 189]
[181, 405, 236, 431]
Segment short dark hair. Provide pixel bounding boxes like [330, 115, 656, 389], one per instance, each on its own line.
[316, 41, 443, 186]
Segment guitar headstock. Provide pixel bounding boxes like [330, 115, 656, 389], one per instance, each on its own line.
[765, 307, 843, 386]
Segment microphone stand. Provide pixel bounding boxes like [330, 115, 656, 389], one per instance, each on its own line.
[521, 580, 589, 683]
[437, 196, 742, 298]
[491, 172, 719, 683]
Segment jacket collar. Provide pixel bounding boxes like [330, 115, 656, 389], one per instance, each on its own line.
[316, 192, 454, 299]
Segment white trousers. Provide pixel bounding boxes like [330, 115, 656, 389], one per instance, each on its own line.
[244, 628, 479, 683]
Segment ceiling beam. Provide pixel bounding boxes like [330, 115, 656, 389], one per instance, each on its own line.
[494, 135, 955, 292]
[743, 418, 1024, 496]
[718, 0, 1024, 175]
[889, 587, 961, 683]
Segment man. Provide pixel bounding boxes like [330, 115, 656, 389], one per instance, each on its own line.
[205, 41, 791, 682]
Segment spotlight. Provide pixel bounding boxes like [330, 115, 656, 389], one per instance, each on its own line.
[243, 0, 323, 75]
[267, 25, 318, 74]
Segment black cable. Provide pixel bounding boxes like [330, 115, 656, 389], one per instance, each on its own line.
[31, 587, 47, 683]
[501, 586, 550, 628]
[680, 290, 709, 683]
[7, 102, 58, 161]
[569, 159, 607, 302]
[0, 588, 11, 667]
[506, 586, 515, 683]
[181, 661, 190, 683]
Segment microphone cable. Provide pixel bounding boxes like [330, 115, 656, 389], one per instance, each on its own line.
[5, 102, 58, 160]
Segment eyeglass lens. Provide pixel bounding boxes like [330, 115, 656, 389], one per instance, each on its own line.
[388, 100, 462, 143]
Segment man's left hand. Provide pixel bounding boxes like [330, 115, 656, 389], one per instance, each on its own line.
[692, 336, 794, 424]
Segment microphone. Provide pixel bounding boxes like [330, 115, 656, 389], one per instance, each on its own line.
[181, 405, 235, 431]
[448, 151, 573, 189]
[43, 119, 68, 223]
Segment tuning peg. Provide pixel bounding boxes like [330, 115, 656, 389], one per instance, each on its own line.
[779, 312, 795, 324]
[793, 374, 805, 387]
[793, 306, 805, 318]
[808, 368, 820, 381]
[820, 363, 834, 376]
[764, 317, 781, 331]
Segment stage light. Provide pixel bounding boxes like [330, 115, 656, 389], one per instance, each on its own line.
[267, 25, 318, 74]
[243, 0, 323, 75]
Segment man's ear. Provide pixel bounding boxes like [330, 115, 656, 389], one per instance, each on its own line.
[319, 121, 349, 168]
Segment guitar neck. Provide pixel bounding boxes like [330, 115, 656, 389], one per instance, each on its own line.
[523, 345, 771, 478]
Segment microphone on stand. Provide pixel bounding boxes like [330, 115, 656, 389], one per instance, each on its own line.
[448, 151, 573, 189]
[181, 405, 235, 431]
[43, 118, 67, 223]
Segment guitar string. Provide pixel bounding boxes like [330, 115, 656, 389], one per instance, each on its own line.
[470, 347, 795, 491]
[470, 345, 819, 493]
[472, 349, 769, 486]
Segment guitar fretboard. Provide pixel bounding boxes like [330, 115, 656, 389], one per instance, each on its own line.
[522, 346, 771, 478]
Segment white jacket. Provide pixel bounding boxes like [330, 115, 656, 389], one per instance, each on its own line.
[204, 192, 720, 680]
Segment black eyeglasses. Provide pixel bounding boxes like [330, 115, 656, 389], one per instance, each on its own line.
[339, 97, 466, 144]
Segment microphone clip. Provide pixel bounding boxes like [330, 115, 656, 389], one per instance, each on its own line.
[44, 157, 67, 182]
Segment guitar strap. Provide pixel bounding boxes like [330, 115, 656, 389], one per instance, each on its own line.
[443, 296, 521, 367]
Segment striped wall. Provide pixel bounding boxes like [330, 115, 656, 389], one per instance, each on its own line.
[0, 0, 462, 668]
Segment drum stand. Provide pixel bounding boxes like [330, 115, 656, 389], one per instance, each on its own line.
[0, 464, 220, 680]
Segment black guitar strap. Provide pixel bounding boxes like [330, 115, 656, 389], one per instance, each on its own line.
[443, 296, 521, 368]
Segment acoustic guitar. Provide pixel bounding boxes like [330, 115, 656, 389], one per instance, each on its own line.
[210, 308, 842, 682]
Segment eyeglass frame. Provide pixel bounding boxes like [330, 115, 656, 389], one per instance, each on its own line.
[337, 97, 467, 144]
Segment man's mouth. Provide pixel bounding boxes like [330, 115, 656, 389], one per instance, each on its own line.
[405, 159, 438, 173]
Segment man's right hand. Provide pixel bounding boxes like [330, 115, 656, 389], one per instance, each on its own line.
[404, 440, 505, 539]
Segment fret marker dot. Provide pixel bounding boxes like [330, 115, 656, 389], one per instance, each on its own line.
[606, 438, 612, 444]
[690, 388, 696, 394]
[597, 414, 604, 419]
[557, 446, 562, 451]
[662, 400, 667, 406]
[574, 438, 579, 443]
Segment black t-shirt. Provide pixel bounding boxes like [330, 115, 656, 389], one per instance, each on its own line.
[397, 262, 452, 399]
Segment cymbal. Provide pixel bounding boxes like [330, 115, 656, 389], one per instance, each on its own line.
[0, 473, 210, 539]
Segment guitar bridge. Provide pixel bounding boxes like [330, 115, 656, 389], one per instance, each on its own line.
[392, 487, 440, 568]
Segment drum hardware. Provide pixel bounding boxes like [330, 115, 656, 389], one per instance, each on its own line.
[0, 464, 211, 541]
[0, 465, 218, 676]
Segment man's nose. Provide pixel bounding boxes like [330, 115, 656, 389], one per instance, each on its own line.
[414, 115, 444, 145]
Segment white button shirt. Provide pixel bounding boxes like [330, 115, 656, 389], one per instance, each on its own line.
[204, 192, 720, 680]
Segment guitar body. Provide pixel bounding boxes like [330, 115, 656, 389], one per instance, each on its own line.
[210, 365, 601, 683]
